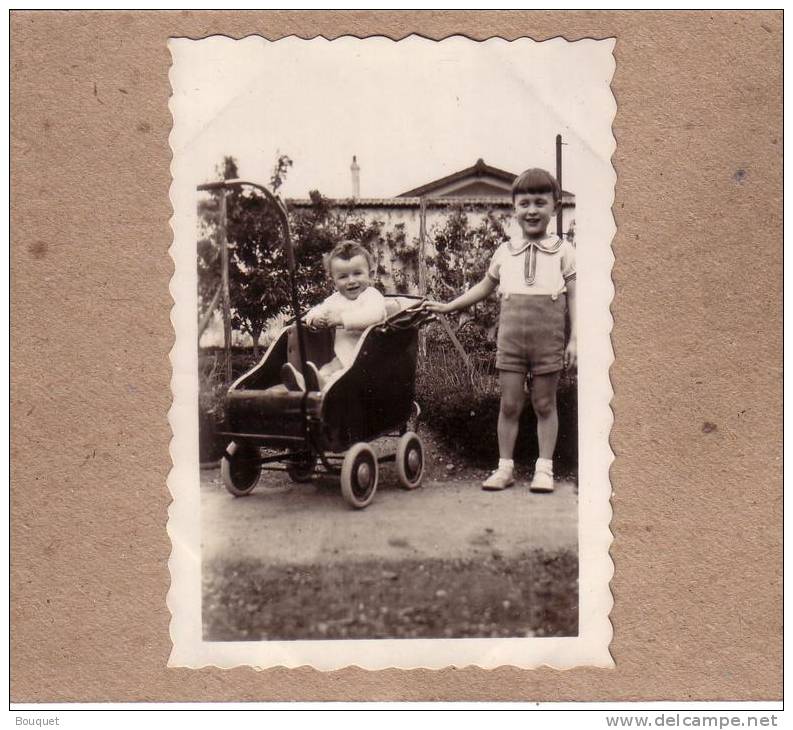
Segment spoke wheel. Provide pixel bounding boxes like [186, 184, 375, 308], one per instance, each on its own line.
[221, 441, 261, 497]
[396, 431, 424, 490]
[340, 443, 379, 509]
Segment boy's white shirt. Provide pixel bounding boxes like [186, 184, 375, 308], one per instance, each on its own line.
[305, 286, 387, 367]
[488, 225, 576, 296]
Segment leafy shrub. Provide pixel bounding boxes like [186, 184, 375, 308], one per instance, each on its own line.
[197, 350, 231, 462]
[425, 207, 511, 336]
[197, 346, 264, 462]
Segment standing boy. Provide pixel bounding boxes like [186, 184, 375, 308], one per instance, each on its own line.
[426, 168, 576, 492]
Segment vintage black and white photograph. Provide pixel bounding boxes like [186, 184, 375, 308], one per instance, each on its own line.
[168, 35, 615, 669]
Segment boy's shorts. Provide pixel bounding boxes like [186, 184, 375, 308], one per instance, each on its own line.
[496, 293, 567, 376]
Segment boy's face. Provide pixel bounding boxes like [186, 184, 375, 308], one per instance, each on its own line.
[513, 191, 559, 239]
[330, 254, 373, 301]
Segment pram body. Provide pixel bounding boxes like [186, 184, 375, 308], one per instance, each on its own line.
[220, 297, 431, 508]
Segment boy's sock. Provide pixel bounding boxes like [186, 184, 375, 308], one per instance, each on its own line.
[498, 458, 515, 473]
[535, 457, 553, 475]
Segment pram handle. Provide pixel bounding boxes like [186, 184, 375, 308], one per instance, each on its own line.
[283, 293, 428, 327]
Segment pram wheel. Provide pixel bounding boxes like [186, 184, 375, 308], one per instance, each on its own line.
[396, 431, 424, 490]
[221, 441, 261, 497]
[286, 452, 316, 483]
[340, 442, 379, 509]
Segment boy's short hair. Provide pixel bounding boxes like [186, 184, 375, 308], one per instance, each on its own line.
[324, 240, 374, 274]
[511, 168, 561, 203]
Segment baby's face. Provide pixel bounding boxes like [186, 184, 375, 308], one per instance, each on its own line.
[330, 254, 373, 301]
[513, 191, 558, 239]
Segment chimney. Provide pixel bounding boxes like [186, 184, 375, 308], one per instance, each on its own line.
[350, 155, 360, 199]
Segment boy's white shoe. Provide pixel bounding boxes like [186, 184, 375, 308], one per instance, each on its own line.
[529, 458, 555, 493]
[482, 459, 515, 491]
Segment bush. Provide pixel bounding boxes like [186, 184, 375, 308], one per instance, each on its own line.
[415, 340, 578, 474]
[197, 347, 263, 462]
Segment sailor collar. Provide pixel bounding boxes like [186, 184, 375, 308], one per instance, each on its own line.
[506, 235, 564, 285]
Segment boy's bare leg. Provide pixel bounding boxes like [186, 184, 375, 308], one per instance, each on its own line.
[530, 371, 561, 459]
[482, 369, 526, 490]
[497, 370, 527, 459]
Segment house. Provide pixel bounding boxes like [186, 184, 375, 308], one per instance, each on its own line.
[285, 157, 576, 292]
[286, 157, 575, 246]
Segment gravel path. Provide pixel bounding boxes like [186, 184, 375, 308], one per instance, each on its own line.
[201, 466, 578, 566]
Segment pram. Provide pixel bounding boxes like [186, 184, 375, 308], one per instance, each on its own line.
[200, 179, 433, 509]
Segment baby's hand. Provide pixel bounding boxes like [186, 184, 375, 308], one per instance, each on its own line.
[423, 300, 452, 314]
[310, 311, 341, 329]
[304, 312, 321, 330]
[305, 312, 325, 330]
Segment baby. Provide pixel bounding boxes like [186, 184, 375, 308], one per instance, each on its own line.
[281, 240, 386, 391]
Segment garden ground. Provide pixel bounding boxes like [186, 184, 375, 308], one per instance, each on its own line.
[201, 431, 579, 641]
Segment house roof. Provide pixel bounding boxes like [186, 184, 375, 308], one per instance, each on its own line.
[396, 158, 574, 201]
[397, 158, 516, 197]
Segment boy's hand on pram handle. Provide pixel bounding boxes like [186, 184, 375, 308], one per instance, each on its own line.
[423, 300, 453, 314]
[379, 299, 436, 330]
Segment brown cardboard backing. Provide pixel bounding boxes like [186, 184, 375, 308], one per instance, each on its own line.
[10, 10, 782, 702]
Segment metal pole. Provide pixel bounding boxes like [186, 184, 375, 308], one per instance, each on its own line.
[219, 189, 232, 382]
[418, 196, 427, 296]
[556, 134, 563, 238]
[417, 197, 428, 358]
